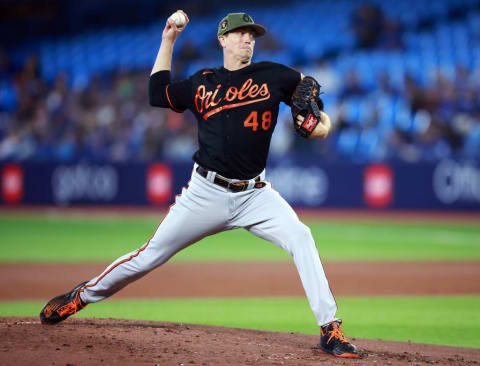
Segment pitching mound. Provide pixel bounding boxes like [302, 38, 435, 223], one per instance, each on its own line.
[1, 317, 478, 366]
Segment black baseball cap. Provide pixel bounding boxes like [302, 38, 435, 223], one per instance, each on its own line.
[217, 12, 267, 37]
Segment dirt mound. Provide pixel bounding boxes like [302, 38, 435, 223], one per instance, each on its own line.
[1, 317, 478, 366]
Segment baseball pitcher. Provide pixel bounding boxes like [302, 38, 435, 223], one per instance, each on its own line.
[40, 11, 358, 359]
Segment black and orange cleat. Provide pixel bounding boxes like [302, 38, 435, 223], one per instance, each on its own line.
[40, 282, 88, 325]
[318, 320, 358, 358]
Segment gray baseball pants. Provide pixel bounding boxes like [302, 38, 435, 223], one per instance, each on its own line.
[79, 164, 338, 326]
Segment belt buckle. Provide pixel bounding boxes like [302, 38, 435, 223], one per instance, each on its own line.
[227, 181, 246, 192]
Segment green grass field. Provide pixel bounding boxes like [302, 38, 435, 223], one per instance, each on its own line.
[1, 215, 479, 262]
[1, 296, 479, 348]
[1, 213, 479, 348]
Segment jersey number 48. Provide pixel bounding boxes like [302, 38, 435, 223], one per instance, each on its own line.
[244, 110, 272, 131]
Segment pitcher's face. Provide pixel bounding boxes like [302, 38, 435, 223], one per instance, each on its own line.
[219, 27, 256, 64]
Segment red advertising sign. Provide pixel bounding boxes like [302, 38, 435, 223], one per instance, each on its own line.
[364, 164, 393, 207]
[2, 164, 24, 204]
[146, 163, 172, 205]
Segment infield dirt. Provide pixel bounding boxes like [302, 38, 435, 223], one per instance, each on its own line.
[1, 261, 480, 365]
[1, 261, 479, 300]
[1, 317, 479, 366]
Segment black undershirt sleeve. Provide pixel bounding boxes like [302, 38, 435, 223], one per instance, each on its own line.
[149, 71, 191, 112]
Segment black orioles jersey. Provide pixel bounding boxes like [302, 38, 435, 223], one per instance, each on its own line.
[149, 61, 301, 179]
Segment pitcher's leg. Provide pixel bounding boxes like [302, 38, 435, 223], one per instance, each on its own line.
[234, 186, 337, 326]
[81, 175, 228, 303]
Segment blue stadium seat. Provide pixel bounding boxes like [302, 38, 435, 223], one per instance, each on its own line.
[358, 128, 381, 161]
[336, 128, 359, 157]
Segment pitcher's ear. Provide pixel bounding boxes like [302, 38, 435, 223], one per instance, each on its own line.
[218, 35, 226, 48]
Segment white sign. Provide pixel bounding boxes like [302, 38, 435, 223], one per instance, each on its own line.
[267, 166, 328, 205]
[52, 165, 118, 205]
[433, 160, 480, 204]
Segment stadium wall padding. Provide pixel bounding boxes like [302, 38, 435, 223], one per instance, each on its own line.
[1, 159, 479, 210]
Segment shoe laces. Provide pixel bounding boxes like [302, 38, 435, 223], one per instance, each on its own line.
[325, 325, 350, 344]
[57, 292, 83, 317]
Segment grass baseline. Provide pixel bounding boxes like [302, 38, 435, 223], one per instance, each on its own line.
[1, 216, 479, 262]
[1, 296, 479, 348]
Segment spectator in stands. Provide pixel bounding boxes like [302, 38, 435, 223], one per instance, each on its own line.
[378, 17, 404, 50]
[0, 49, 13, 81]
[339, 70, 368, 100]
[256, 32, 284, 53]
[350, 4, 384, 49]
[172, 39, 202, 78]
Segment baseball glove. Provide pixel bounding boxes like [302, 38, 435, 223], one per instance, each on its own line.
[291, 76, 324, 138]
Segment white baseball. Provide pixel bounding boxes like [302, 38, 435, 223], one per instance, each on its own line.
[170, 12, 186, 27]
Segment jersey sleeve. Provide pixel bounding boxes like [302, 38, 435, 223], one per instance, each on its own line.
[278, 64, 302, 106]
[149, 71, 192, 112]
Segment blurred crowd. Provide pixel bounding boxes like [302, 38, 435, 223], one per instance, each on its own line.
[0, 3, 479, 164]
[0, 54, 198, 162]
[388, 66, 480, 162]
[325, 64, 480, 162]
